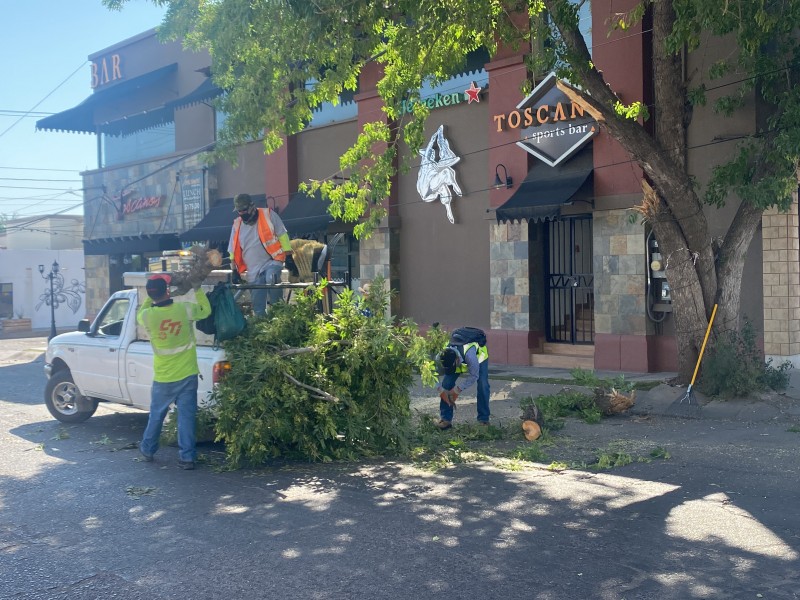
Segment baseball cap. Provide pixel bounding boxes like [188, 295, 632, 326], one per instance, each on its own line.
[233, 193, 254, 212]
[145, 275, 170, 298]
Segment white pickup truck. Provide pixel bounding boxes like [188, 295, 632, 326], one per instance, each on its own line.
[43, 272, 230, 423]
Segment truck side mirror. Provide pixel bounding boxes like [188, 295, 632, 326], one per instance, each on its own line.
[77, 319, 91, 333]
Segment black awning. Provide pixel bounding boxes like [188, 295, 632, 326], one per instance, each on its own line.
[496, 148, 594, 224]
[178, 195, 266, 244]
[179, 191, 335, 243]
[83, 233, 181, 256]
[281, 190, 334, 237]
[166, 78, 223, 110]
[36, 64, 178, 134]
[179, 198, 233, 244]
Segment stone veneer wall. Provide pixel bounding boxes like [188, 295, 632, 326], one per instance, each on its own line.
[359, 227, 400, 315]
[489, 221, 529, 331]
[762, 199, 800, 366]
[82, 154, 209, 240]
[593, 208, 647, 336]
[84, 255, 111, 317]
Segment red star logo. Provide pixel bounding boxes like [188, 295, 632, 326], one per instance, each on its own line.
[464, 81, 482, 104]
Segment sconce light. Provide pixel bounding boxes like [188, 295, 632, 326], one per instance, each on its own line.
[493, 164, 512, 189]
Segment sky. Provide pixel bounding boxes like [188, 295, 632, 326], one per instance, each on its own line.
[0, 1, 167, 220]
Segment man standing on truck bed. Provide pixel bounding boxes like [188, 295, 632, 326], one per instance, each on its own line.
[137, 275, 211, 470]
[228, 193, 295, 317]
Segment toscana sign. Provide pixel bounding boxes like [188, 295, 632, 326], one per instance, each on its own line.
[493, 73, 598, 167]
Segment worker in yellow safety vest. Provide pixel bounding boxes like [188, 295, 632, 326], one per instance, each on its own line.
[228, 193, 295, 316]
[137, 274, 211, 470]
[436, 329, 490, 430]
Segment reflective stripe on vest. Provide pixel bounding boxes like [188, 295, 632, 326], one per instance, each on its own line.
[152, 341, 195, 356]
[455, 341, 488, 373]
[232, 207, 286, 272]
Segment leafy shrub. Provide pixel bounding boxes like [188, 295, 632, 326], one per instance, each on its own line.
[570, 368, 635, 393]
[699, 320, 793, 398]
[213, 277, 442, 467]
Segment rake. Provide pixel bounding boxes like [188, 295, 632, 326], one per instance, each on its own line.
[675, 303, 718, 406]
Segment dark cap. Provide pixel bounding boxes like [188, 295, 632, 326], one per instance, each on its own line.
[233, 193, 254, 212]
[145, 275, 169, 298]
[440, 347, 459, 375]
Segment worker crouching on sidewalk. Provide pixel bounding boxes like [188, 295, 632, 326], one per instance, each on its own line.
[436, 327, 490, 429]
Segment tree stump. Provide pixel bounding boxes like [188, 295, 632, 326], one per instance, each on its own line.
[593, 387, 636, 416]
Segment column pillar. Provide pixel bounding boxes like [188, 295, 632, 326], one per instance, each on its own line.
[762, 198, 800, 366]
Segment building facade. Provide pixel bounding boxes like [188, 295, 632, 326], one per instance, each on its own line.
[39, 1, 798, 371]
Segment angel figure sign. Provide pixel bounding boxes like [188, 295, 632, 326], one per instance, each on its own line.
[417, 125, 463, 224]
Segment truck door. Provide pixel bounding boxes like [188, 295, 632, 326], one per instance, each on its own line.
[75, 296, 130, 401]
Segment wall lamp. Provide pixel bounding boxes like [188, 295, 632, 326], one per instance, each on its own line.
[493, 164, 512, 189]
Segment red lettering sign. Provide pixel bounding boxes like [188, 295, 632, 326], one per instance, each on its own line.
[122, 195, 163, 215]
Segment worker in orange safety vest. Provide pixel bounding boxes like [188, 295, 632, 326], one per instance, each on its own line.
[228, 193, 295, 316]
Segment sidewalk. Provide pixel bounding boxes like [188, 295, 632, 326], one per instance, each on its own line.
[412, 363, 800, 426]
[0, 326, 74, 341]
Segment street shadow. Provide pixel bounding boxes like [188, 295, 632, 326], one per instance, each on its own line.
[0, 356, 48, 406]
[4, 407, 800, 599]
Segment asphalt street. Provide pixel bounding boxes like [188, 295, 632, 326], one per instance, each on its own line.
[1, 334, 799, 599]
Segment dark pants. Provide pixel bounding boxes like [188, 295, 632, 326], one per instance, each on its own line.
[439, 360, 490, 423]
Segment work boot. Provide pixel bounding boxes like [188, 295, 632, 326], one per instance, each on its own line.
[435, 419, 452, 430]
[138, 444, 154, 462]
[177, 460, 195, 470]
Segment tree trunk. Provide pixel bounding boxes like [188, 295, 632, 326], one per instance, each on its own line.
[546, 0, 719, 380]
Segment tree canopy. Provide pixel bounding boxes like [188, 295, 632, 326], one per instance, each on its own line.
[106, 0, 800, 379]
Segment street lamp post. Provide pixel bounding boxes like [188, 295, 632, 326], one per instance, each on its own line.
[38, 260, 59, 341]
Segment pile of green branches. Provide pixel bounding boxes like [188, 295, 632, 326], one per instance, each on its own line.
[213, 277, 444, 466]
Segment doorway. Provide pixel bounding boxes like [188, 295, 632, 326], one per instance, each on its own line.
[545, 216, 594, 344]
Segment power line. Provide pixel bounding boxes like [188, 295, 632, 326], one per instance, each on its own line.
[0, 60, 87, 140]
[0, 185, 85, 191]
[0, 166, 84, 172]
[0, 177, 82, 183]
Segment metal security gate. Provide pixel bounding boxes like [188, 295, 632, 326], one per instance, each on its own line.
[545, 217, 594, 344]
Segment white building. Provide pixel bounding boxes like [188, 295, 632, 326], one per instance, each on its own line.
[0, 215, 86, 331]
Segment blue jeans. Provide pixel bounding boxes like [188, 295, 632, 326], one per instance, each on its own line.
[440, 360, 490, 423]
[140, 375, 198, 462]
[251, 263, 284, 316]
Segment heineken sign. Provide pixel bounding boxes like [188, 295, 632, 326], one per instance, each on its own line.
[493, 73, 597, 167]
[400, 82, 483, 115]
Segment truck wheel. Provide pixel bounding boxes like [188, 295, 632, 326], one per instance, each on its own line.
[44, 371, 98, 423]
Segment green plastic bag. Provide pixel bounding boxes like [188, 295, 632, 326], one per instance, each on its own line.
[196, 282, 245, 344]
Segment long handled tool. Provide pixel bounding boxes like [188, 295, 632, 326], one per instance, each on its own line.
[675, 303, 718, 405]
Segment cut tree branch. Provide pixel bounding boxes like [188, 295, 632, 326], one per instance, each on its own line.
[283, 372, 339, 402]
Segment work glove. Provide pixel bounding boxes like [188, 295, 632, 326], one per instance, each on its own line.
[440, 390, 460, 406]
[231, 270, 242, 284]
[284, 253, 299, 277]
